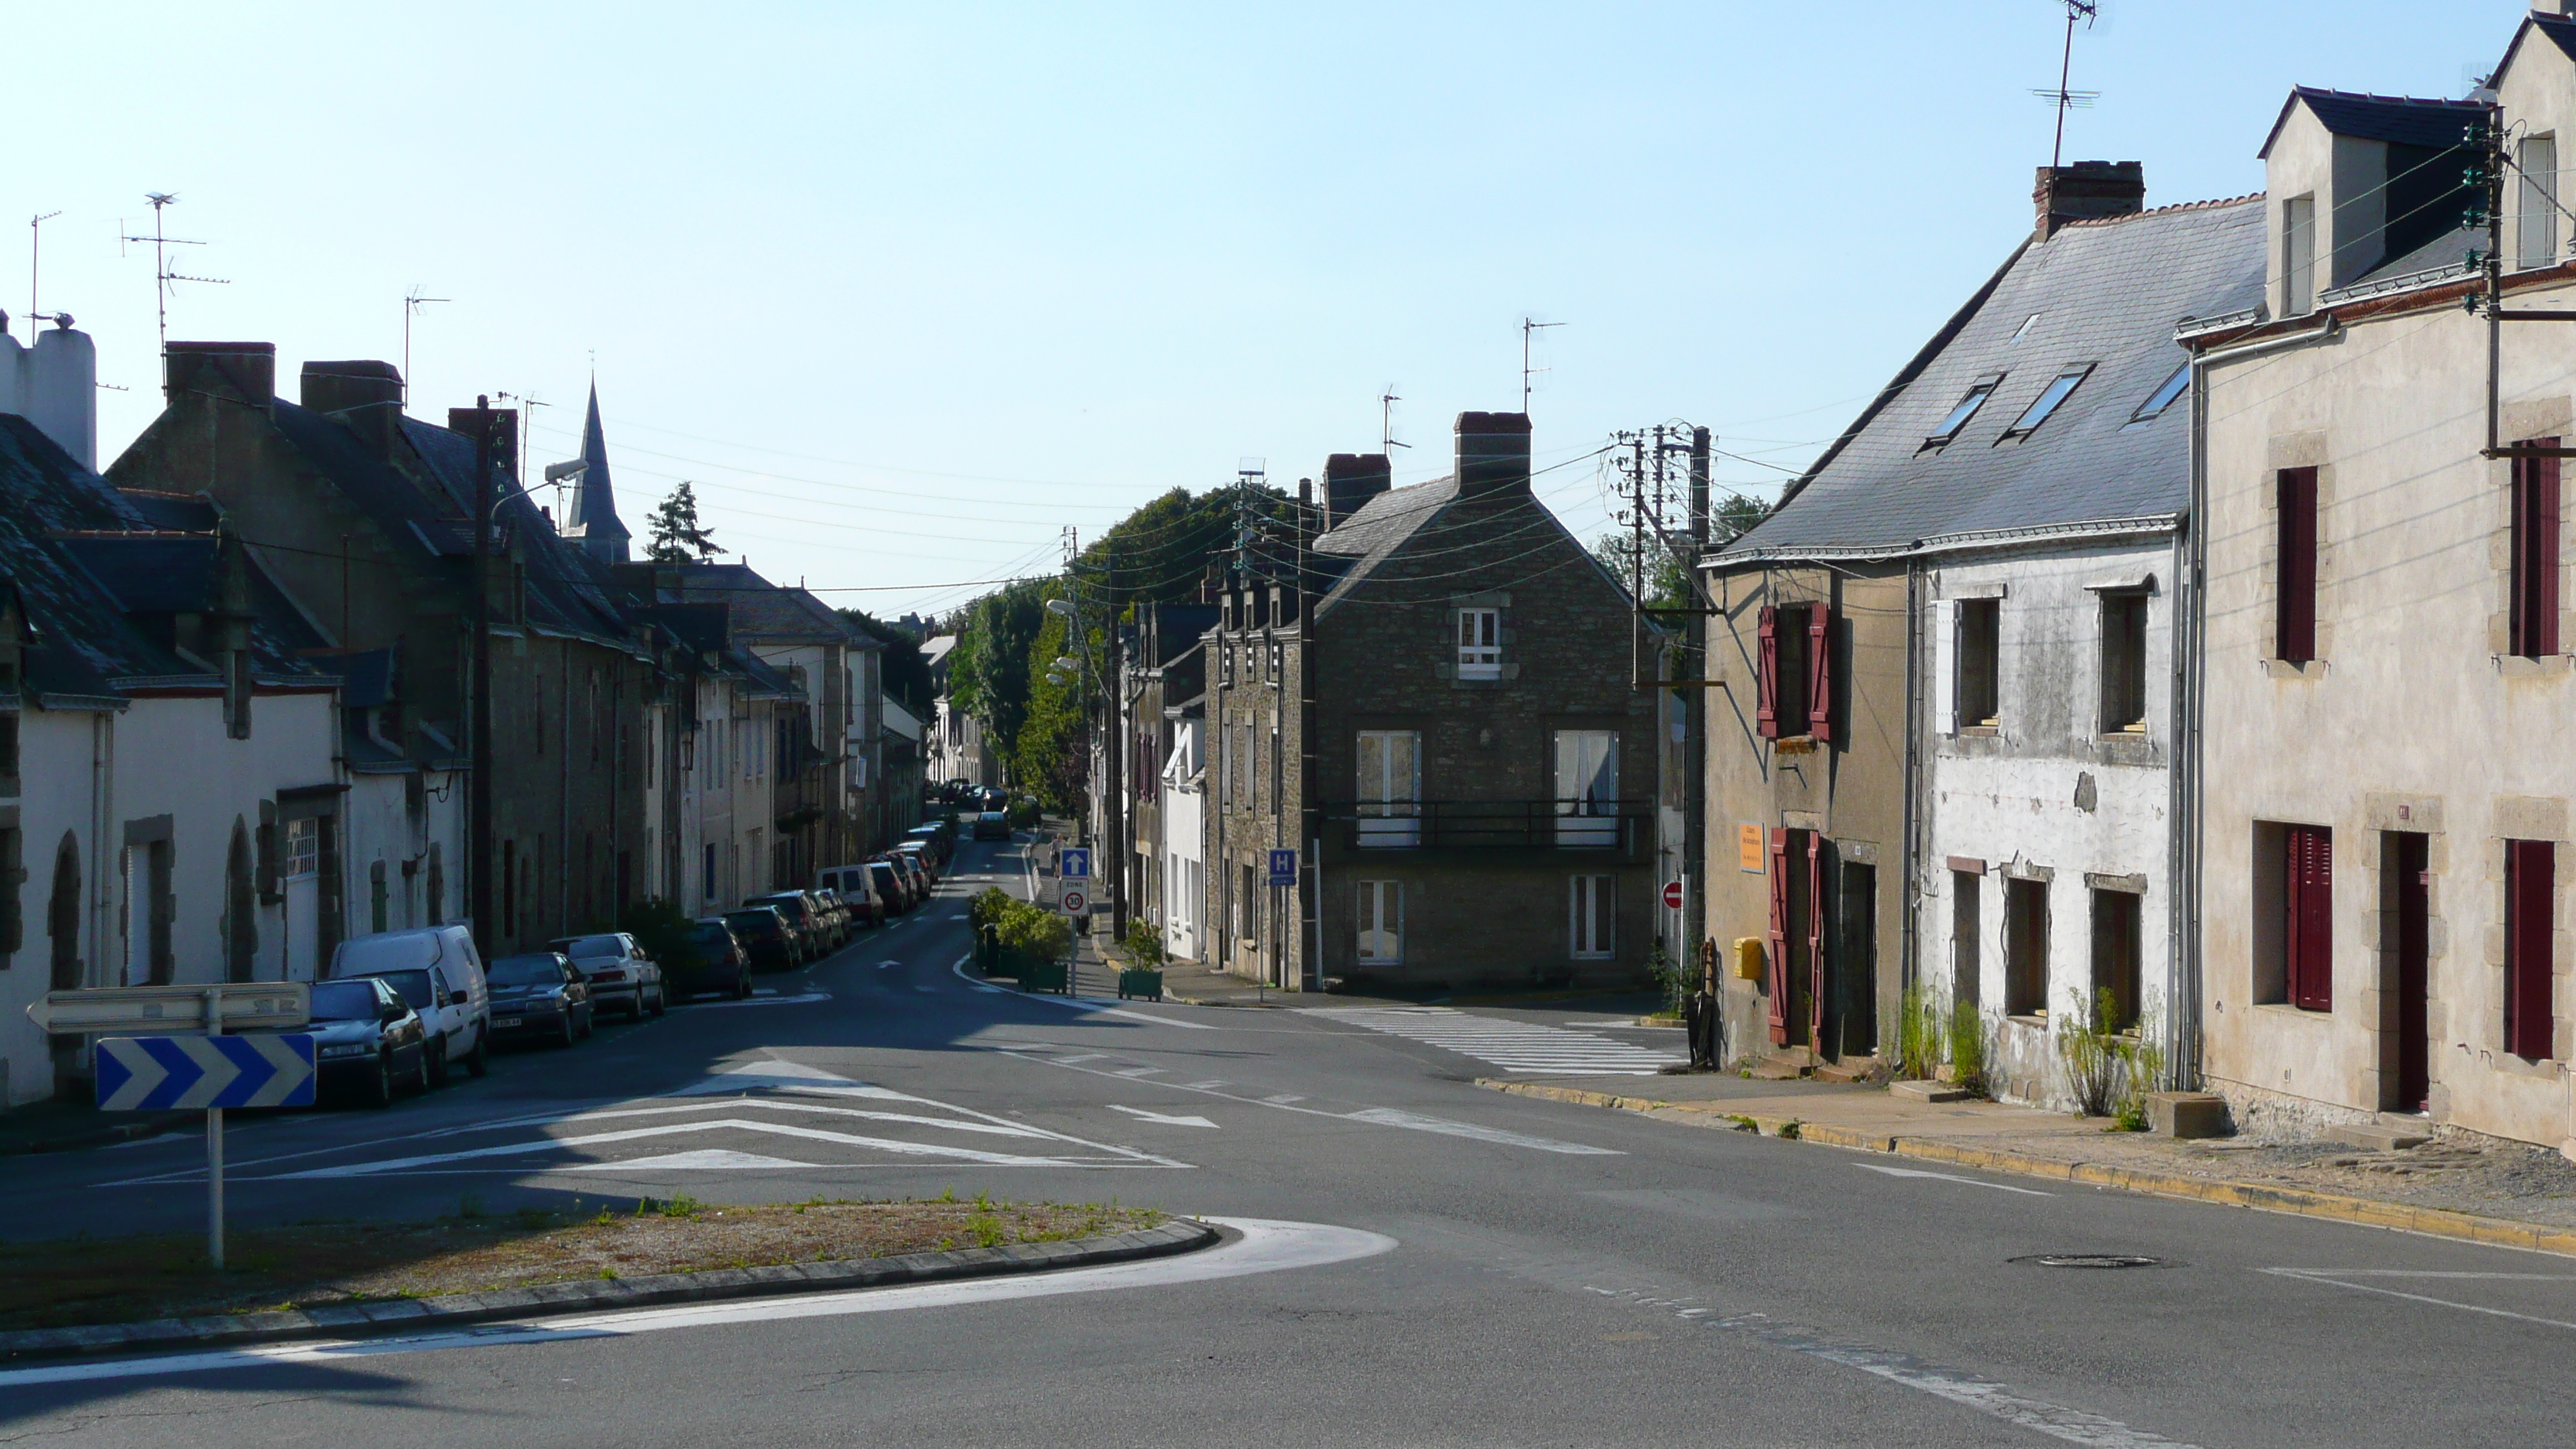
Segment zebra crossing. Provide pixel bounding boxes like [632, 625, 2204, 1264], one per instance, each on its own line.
[1299, 1006, 1687, 1077]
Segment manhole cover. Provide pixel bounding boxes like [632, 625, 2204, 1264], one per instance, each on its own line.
[2012, 1253, 2164, 1269]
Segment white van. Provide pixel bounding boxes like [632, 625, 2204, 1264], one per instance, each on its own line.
[331, 924, 492, 1085]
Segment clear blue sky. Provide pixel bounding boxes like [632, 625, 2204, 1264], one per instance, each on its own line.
[11, 2, 2540, 618]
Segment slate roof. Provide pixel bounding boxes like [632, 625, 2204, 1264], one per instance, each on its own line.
[117, 488, 221, 531]
[650, 561, 868, 646]
[0, 414, 332, 702]
[1307, 477, 1457, 613]
[1717, 196, 2267, 561]
[2259, 88, 2489, 158]
[397, 416, 637, 650]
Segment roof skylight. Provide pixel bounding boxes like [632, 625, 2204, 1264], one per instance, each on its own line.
[1996, 365, 2094, 444]
[1921, 379, 2000, 450]
[2122, 362, 2191, 430]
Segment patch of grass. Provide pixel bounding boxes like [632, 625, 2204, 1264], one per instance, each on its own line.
[1725, 1115, 1759, 1132]
[1777, 1119, 1803, 1141]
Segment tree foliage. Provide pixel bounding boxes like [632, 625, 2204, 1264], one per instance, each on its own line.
[1589, 493, 1773, 610]
[645, 481, 721, 564]
[838, 608, 933, 718]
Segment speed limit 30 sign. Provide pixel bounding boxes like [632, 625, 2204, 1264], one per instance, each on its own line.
[1058, 885, 1089, 916]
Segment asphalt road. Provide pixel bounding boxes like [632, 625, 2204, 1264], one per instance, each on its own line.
[5, 834, 2570, 1447]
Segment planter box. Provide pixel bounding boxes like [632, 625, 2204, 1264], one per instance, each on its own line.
[1019, 961, 1069, 995]
[1118, 968, 1163, 1002]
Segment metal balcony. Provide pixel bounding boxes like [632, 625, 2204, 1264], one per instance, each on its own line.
[1318, 800, 1651, 855]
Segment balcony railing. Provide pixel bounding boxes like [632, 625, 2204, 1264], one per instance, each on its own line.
[1319, 799, 1653, 854]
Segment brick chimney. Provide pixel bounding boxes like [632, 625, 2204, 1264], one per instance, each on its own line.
[301, 360, 406, 457]
[2034, 160, 2146, 238]
[164, 341, 276, 409]
[1321, 452, 1392, 529]
[1453, 411, 1532, 499]
[448, 406, 519, 482]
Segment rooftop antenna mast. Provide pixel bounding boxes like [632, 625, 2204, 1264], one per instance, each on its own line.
[27, 211, 60, 339]
[1521, 317, 1562, 414]
[120, 194, 224, 358]
[1380, 385, 1410, 451]
[403, 286, 450, 402]
[2034, 2, 2102, 170]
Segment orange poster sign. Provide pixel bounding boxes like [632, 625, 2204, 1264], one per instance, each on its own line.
[1738, 823, 1764, 873]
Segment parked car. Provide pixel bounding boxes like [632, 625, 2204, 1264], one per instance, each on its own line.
[308, 976, 433, 1108]
[744, 892, 830, 959]
[546, 933, 668, 1020]
[681, 918, 756, 999]
[892, 841, 940, 888]
[888, 851, 933, 903]
[811, 887, 855, 943]
[905, 820, 955, 867]
[722, 906, 803, 971]
[331, 924, 490, 1086]
[814, 865, 885, 927]
[973, 809, 1011, 841]
[864, 858, 913, 915]
[485, 952, 594, 1046]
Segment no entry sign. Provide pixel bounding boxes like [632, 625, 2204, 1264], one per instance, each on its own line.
[1662, 880, 1686, 910]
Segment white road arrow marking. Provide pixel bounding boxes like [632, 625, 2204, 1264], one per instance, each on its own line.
[570, 1149, 817, 1171]
[1855, 1164, 2054, 1197]
[1107, 1105, 1219, 1128]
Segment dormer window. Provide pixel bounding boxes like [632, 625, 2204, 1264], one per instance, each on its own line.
[1922, 379, 2001, 451]
[1457, 608, 1501, 680]
[2123, 362, 2191, 431]
[2011, 313, 2042, 341]
[1996, 365, 2094, 444]
[2517, 134, 2559, 270]
[2283, 195, 2317, 315]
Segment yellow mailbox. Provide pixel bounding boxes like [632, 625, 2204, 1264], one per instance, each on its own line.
[1733, 937, 1766, 981]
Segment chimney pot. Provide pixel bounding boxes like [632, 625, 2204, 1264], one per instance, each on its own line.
[2034, 160, 2145, 238]
[301, 360, 406, 457]
[163, 341, 276, 409]
[1321, 452, 1392, 529]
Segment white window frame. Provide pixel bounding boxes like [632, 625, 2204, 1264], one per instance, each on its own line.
[1355, 730, 1421, 848]
[283, 817, 320, 880]
[1570, 874, 1614, 960]
[1358, 880, 1403, 963]
[1457, 608, 1501, 680]
[1552, 730, 1619, 849]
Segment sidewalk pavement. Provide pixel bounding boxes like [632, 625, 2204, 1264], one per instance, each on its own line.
[1486, 1072, 2576, 1259]
[0, 1097, 195, 1156]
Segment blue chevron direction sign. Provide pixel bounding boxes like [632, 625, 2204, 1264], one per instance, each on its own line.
[97, 1034, 317, 1111]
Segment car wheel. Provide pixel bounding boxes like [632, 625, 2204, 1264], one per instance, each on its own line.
[577, 1004, 594, 1040]
[559, 1009, 579, 1048]
[734, 970, 752, 1000]
[426, 1042, 450, 1089]
[367, 1052, 394, 1108]
[409, 1045, 432, 1095]
[464, 1030, 490, 1078]
[630, 989, 649, 1022]
[647, 985, 666, 1018]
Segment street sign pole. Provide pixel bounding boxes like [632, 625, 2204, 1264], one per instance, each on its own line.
[204, 987, 224, 1272]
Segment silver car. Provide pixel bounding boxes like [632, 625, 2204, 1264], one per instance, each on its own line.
[545, 932, 668, 1021]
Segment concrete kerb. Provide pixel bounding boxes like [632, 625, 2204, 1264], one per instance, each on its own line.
[0, 1218, 1221, 1364]
[1477, 1080, 2576, 1260]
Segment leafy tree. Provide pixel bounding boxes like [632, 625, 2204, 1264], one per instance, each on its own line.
[645, 481, 721, 563]
[1588, 492, 1773, 611]
[838, 607, 933, 718]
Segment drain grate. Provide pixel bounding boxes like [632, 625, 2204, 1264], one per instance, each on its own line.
[2012, 1253, 2164, 1269]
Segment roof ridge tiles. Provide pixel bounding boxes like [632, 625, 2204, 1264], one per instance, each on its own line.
[2060, 192, 2265, 229]
[2290, 85, 2485, 109]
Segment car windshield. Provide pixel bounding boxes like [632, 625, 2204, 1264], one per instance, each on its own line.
[689, 924, 731, 945]
[487, 955, 564, 986]
[552, 935, 624, 961]
[753, 896, 807, 916]
[311, 980, 383, 1020]
[868, 864, 899, 882]
[366, 969, 433, 1009]
[723, 912, 779, 933]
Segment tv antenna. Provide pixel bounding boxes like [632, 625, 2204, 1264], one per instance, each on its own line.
[403, 286, 450, 400]
[498, 389, 549, 485]
[1521, 317, 1562, 414]
[119, 194, 226, 356]
[1380, 385, 1410, 451]
[28, 211, 60, 340]
[2033, 1, 2102, 170]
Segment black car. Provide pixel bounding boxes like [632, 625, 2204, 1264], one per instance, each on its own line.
[308, 977, 433, 1108]
[745, 891, 830, 958]
[680, 919, 758, 999]
[485, 952, 595, 1046]
[721, 906, 801, 971]
[972, 810, 1010, 841]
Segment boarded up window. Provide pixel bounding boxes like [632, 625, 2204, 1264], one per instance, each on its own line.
[2510, 446, 2561, 659]
[2505, 839, 2556, 1060]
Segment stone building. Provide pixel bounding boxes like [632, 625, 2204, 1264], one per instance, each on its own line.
[1114, 604, 1215, 949]
[2187, 12, 2576, 1157]
[1201, 414, 1658, 993]
[108, 345, 653, 956]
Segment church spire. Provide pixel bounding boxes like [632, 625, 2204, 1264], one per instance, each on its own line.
[564, 379, 631, 563]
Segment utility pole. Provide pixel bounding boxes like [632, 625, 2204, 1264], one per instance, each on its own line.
[468, 397, 497, 957]
[1685, 426, 1712, 979]
[1104, 533, 1128, 943]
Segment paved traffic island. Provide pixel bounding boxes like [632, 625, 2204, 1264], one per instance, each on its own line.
[0, 1197, 1208, 1362]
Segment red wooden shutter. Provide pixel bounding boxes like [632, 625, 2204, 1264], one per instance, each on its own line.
[2513, 447, 2561, 657]
[1806, 834, 1828, 1053]
[1765, 829, 1790, 1043]
[2276, 467, 2318, 664]
[2286, 825, 2333, 1012]
[2506, 840, 2556, 1059]
[1755, 607, 1780, 738]
[1807, 607, 1834, 743]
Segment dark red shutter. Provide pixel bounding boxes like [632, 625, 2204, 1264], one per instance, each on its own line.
[1807, 608, 1834, 743]
[1765, 829, 1790, 1043]
[2506, 840, 2556, 1059]
[1755, 607, 1780, 739]
[2276, 467, 2318, 664]
[1806, 834, 1828, 1053]
[2513, 447, 2561, 658]
[2286, 825, 2332, 1012]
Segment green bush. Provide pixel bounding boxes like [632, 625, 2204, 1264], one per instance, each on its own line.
[1006, 796, 1041, 828]
[619, 896, 703, 976]
[995, 896, 1070, 962]
[968, 886, 1016, 933]
[1121, 920, 1167, 971]
[1947, 1005, 1989, 1097]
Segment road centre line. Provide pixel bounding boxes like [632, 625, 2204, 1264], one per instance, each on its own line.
[1855, 1164, 2054, 1197]
[268, 1118, 1105, 1177]
[0, 1218, 1397, 1389]
[2259, 1268, 2576, 1332]
[1002, 1046, 1619, 1156]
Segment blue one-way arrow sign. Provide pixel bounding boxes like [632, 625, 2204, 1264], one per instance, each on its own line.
[98, 1034, 317, 1111]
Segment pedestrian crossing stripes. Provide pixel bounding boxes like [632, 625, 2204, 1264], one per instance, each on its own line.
[1298, 1007, 1687, 1076]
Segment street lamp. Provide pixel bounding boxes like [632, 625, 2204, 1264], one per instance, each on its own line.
[1045, 598, 1076, 618]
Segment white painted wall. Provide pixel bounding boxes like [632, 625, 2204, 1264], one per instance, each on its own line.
[1919, 540, 2178, 1112]
[1161, 718, 1204, 962]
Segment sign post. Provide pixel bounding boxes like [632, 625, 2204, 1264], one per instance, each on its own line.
[43, 985, 313, 1270]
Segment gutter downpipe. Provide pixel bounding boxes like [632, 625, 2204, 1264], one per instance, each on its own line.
[1900, 557, 1922, 1054]
[2178, 313, 2340, 1089]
